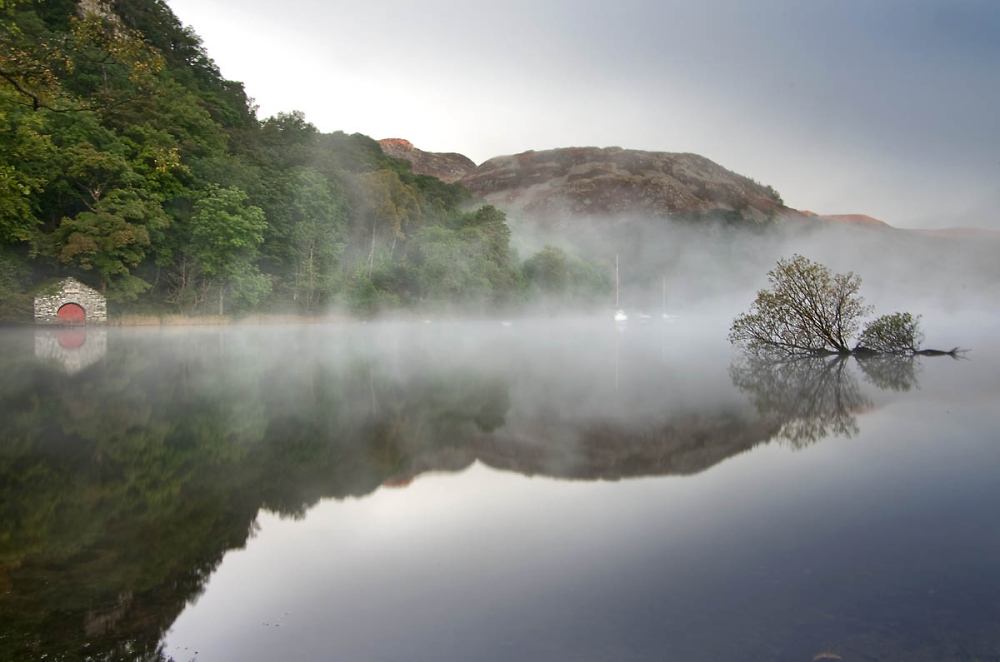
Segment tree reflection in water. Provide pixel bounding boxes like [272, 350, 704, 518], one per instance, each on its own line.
[0, 326, 930, 661]
[855, 353, 921, 392]
[729, 353, 922, 449]
[0, 330, 514, 662]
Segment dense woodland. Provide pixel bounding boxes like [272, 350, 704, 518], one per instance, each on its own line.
[0, 0, 610, 321]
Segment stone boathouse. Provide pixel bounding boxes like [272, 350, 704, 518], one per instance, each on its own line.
[34, 277, 107, 325]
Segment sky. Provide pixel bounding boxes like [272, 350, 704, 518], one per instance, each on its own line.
[164, 0, 1000, 230]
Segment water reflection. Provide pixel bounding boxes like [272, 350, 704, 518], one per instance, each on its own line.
[33, 327, 108, 374]
[729, 353, 924, 448]
[856, 353, 922, 392]
[0, 323, 973, 661]
[1, 326, 530, 660]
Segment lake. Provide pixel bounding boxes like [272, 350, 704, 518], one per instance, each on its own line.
[1, 316, 999, 661]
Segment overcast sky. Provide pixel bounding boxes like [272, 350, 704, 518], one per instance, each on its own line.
[165, 0, 1000, 229]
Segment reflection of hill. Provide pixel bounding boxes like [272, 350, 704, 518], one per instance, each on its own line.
[391, 412, 781, 485]
[0, 328, 806, 660]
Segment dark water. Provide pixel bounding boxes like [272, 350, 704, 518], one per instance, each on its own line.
[1, 317, 998, 661]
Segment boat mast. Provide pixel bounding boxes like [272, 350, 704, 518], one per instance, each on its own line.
[615, 254, 620, 310]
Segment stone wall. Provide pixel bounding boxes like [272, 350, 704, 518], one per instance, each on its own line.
[34, 278, 107, 324]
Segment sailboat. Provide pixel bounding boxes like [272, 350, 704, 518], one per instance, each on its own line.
[614, 254, 628, 323]
[661, 275, 674, 320]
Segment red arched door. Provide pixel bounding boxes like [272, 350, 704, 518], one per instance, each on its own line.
[57, 303, 86, 325]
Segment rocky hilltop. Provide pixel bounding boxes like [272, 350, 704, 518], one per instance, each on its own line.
[460, 146, 785, 225]
[379, 140, 999, 246]
[378, 138, 477, 183]
[381, 141, 785, 225]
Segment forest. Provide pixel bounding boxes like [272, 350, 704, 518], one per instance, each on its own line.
[0, 0, 610, 321]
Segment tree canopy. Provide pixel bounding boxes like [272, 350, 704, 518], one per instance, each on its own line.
[0, 0, 612, 319]
[730, 255, 932, 356]
[730, 255, 871, 355]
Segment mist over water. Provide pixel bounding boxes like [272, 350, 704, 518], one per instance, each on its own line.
[506, 212, 1000, 327]
[2, 308, 1000, 661]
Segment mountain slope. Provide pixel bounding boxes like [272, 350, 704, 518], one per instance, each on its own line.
[377, 138, 477, 183]
[459, 146, 785, 225]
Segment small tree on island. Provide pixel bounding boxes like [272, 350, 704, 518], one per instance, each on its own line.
[729, 255, 948, 356]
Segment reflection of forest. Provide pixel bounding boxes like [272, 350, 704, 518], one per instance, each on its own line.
[1, 330, 515, 660]
[0, 329, 917, 660]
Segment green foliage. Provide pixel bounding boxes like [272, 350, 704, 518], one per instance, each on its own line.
[0, 3, 163, 113]
[287, 168, 347, 311]
[730, 254, 872, 355]
[0, 87, 52, 242]
[189, 185, 268, 314]
[763, 184, 783, 206]
[359, 168, 422, 279]
[731, 257, 934, 358]
[524, 245, 611, 304]
[858, 312, 923, 354]
[396, 205, 522, 311]
[0, 0, 611, 316]
[0, 246, 32, 320]
[57, 188, 167, 299]
[346, 266, 400, 316]
[524, 245, 569, 295]
[567, 256, 612, 299]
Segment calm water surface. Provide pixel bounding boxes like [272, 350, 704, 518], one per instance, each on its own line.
[1, 317, 998, 661]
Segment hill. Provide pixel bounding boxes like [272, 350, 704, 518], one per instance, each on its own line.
[377, 138, 477, 183]
[459, 146, 785, 227]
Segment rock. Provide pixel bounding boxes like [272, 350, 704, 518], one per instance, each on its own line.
[377, 138, 477, 183]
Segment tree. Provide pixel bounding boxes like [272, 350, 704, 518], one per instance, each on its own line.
[51, 134, 174, 299]
[359, 169, 421, 279]
[523, 246, 570, 296]
[0, 3, 163, 113]
[408, 226, 492, 308]
[287, 168, 346, 312]
[57, 187, 167, 299]
[729, 256, 954, 357]
[0, 87, 53, 243]
[188, 185, 268, 314]
[729, 254, 872, 355]
[857, 312, 923, 354]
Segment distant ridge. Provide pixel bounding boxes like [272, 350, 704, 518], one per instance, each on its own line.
[818, 213, 893, 229]
[913, 227, 1000, 239]
[379, 139, 996, 237]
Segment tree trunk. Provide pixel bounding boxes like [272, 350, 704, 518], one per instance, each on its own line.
[368, 217, 378, 280]
[307, 245, 315, 312]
